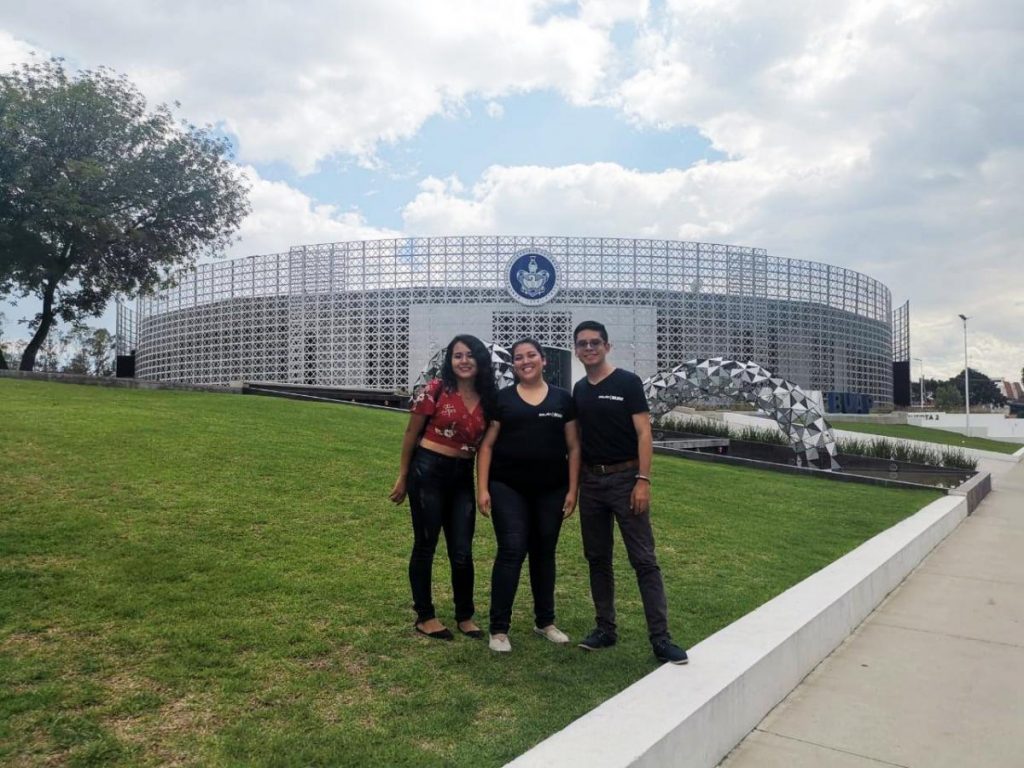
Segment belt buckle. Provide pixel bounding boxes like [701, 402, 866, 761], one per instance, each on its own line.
[593, 463, 607, 475]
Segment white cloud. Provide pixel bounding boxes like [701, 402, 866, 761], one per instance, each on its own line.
[403, 162, 744, 239]
[0, 28, 42, 68]
[228, 167, 400, 257]
[579, 0, 649, 27]
[0, 1, 627, 172]
[485, 100, 505, 119]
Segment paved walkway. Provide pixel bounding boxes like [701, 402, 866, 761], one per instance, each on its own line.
[721, 459, 1024, 768]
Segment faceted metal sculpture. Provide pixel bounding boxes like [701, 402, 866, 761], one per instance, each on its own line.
[643, 357, 840, 469]
[410, 342, 515, 396]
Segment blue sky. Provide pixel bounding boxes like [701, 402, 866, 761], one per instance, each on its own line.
[1, 1, 1022, 379]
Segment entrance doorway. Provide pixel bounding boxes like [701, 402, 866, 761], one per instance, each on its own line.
[542, 346, 572, 389]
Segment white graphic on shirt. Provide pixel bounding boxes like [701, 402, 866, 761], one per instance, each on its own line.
[537, 412, 563, 418]
[598, 395, 624, 402]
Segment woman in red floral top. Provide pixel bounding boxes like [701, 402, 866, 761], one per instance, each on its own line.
[389, 335, 497, 640]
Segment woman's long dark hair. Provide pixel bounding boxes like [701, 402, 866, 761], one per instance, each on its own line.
[440, 334, 498, 418]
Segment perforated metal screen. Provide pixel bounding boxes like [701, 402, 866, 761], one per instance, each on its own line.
[124, 236, 895, 405]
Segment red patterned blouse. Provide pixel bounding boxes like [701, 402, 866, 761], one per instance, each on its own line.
[411, 379, 487, 455]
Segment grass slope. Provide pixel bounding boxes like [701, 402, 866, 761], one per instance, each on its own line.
[1, 380, 940, 767]
[830, 420, 1020, 454]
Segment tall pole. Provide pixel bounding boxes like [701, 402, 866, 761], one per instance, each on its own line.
[914, 357, 924, 408]
[959, 314, 970, 434]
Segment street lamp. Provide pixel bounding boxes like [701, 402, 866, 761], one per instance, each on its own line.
[958, 314, 970, 434]
[914, 357, 924, 408]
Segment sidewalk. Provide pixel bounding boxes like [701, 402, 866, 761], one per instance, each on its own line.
[721, 460, 1024, 768]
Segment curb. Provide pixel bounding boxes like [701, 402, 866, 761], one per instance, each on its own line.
[506, 494, 968, 768]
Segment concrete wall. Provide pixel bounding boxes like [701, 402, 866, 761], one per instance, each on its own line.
[0, 369, 240, 394]
[904, 411, 1024, 441]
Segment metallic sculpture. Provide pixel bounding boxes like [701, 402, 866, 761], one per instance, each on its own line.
[644, 357, 840, 469]
[120, 235, 896, 405]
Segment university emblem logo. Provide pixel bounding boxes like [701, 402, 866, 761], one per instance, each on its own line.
[506, 250, 559, 306]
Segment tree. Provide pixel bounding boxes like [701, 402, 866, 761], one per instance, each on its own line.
[0, 58, 249, 371]
[35, 326, 69, 372]
[0, 338, 25, 370]
[935, 382, 963, 410]
[948, 368, 1006, 407]
[61, 324, 115, 376]
[61, 324, 91, 374]
[84, 327, 115, 376]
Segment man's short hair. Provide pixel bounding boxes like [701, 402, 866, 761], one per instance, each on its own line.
[573, 320, 609, 343]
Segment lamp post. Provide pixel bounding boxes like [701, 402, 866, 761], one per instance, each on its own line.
[914, 357, 924, 408]
[958, 314, 970, 434]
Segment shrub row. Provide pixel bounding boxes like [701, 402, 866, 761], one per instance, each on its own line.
[836, 436, 977, 470]
[655, 412, 978, 471]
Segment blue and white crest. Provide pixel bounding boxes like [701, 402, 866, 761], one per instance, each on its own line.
[506, 250, 559, 306]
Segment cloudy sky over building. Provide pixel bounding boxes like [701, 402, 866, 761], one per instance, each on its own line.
[2, 0, 1021, 379]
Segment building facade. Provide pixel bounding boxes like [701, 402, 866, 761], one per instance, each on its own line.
[123, 235, 896, 405]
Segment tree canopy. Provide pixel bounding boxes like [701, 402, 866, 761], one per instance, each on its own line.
[949, 367, 1006, 407]
[0, 57, 250, 370]
[925, 368, 1007, 409]
[934, 382, 963, 411]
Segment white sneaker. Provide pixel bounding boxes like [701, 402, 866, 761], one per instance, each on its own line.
[533, 625, 570, 644]
[489, 633, 512, 653]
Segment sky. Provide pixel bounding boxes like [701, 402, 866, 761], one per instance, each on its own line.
[1, 0, 1022, 381]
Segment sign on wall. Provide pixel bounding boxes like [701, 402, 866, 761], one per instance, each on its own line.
[506, 249, 560, 306]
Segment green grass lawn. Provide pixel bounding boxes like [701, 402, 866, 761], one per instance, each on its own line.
[1, 379, 940, 767]
[829, 420, 1020, 454]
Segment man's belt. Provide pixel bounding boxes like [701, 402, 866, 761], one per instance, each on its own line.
[585, 459, 640, 475]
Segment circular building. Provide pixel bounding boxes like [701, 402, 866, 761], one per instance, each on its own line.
[125, 236, 896, 406]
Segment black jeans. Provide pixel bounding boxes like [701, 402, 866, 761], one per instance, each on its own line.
[407, 448, 476, 623]
[579, 469, 669, 642]
[488, 480, 566, 634]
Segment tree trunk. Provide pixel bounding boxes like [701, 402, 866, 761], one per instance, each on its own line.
[0, 347, 7, 369]
[19, 279, 58, 372]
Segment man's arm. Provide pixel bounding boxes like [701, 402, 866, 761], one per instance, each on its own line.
[630, 413, 653, 515]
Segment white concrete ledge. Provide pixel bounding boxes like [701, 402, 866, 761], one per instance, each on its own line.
[507, 494, 968, 768]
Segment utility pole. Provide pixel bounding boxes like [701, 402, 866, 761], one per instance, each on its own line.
[914, 357, 924, 408]
[958, 314, 970, 434]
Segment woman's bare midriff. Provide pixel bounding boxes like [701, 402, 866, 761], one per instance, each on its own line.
[418, 438, 474, 459]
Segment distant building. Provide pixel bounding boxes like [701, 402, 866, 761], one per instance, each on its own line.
[118, 235, 902, 406]
[997, 379, 1024, 402]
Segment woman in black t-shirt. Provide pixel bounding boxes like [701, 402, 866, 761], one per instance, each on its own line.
[476, 338, 581, 653]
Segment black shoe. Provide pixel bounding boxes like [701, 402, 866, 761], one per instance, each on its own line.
[652, 638, 688, 665]
[578, 628, 617, 651]
[457, 623, 485, 640]
[414, 623, 454, 641]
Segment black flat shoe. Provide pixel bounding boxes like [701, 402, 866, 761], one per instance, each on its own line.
[414, 623, 454, 641]
[458, 625, 485, 639]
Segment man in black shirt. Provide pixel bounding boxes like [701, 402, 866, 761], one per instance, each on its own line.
[571, 320, 688, 665]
